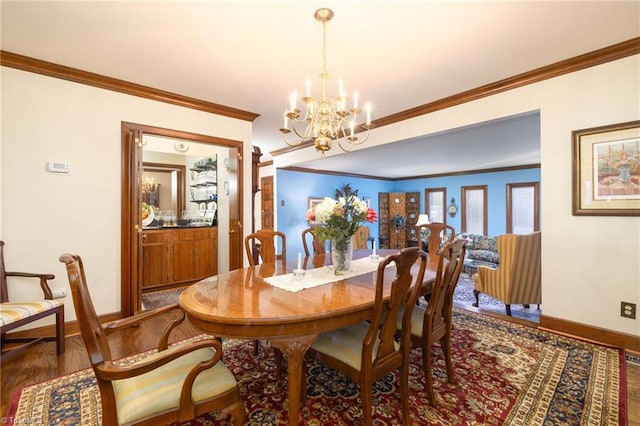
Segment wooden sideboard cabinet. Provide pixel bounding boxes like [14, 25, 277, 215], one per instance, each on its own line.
[141, 227, 218, 291]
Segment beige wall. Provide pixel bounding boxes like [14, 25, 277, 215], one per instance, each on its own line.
[1, 67, 253, 322]
[274, 55, 640, 337]
[3, 55, 639, 337]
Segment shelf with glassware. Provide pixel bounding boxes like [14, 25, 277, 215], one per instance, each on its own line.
[188, 157, 218, 227]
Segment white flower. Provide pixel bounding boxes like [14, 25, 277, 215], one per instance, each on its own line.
[314, 197, 338, 223]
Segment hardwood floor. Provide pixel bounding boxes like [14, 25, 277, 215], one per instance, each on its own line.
[1, 312, 639, 423]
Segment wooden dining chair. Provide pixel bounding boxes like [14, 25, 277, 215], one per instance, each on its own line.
[301, 227, 326, 256]
[59, 253, 246, 426]
[0, 241, 65, 361]
[401, 239, 466, 406]
[420, 222, 456, 256]
[244, 229, 286, 354]
[244, 229, 286, 266]
[307, 247, 427, 425]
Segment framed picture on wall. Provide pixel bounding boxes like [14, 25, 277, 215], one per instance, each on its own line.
[307, 196, 323, 225]
[572, 120, 640, 216]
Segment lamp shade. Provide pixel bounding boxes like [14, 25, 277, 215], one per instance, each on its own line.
[415, 214, 430, 227]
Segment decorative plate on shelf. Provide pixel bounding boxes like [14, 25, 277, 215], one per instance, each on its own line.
[142, 203, 155, 227]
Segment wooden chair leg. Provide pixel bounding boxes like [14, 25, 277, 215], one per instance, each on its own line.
[400, 363, 411, 425]
[442, 335, 455, 385]
[55, 306, 65, 355]
[505, 304, 512, 316]
[472, 290, 480, 307]
[361, 380, 373, 426]
[423, 344, 436, 406]
[231, 399, 246, 426]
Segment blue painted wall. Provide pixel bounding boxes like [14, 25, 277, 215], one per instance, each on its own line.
[276, 169, 393, 256]
[393, 168, 541, 237]
[276, 167, 540, 255]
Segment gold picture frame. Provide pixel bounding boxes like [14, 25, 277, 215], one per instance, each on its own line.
[572, 120, 640, 216]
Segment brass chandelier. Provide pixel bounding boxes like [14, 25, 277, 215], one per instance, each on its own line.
[280, 8, 373, 155]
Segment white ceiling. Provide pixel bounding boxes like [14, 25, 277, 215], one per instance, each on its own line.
[2, 1, 638, 177]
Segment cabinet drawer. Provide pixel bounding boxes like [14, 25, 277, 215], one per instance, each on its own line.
[175, 227, 216, 241]
[142, 230, 172, 243]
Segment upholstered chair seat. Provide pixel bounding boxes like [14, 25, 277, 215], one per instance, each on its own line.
[309, 322, 399, 371]
[114, 346, 239, 425]
[0, 300, 63, 326]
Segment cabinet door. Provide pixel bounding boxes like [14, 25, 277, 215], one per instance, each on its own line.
[142, 232, 172, 288]
[173, 228, 218, 283]
[195, 237, 217, 277]
[173, 239, 196, 282]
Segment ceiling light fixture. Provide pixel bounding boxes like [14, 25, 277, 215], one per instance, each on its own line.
[280, 8, 373, 155]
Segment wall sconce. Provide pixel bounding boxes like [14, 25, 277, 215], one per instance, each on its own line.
[448, 197, 458, 217]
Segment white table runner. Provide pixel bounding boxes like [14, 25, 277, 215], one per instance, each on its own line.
[263, 256, 386, 292]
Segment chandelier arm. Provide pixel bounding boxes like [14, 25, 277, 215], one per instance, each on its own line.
[281, 131, 301, 147]
[348, 128, 371, 146]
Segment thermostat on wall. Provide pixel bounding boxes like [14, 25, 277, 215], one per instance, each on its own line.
[47, 161, 72, 174]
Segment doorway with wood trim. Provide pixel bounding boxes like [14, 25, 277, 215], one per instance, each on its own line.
[261, 176, 274, 229]
[121, 122, 244, 316]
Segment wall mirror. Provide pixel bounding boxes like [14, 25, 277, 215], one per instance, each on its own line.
[142, 163, 185, 212]
[142, 135, 221, 228]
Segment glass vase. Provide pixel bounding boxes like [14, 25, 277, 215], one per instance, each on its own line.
[331, 236, 353, 274]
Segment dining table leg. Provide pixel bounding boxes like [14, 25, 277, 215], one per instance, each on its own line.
[270, 334, 318, 426]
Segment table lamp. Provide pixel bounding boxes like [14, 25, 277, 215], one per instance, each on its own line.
[415, 214, 430, 227]
[415, 214, 430, 248]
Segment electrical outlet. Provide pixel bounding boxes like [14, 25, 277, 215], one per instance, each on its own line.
[620, 301, 636, 319]
[52, 288, 67, 299]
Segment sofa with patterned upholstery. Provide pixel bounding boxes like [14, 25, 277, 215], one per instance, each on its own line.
[457, 233, 499, 271]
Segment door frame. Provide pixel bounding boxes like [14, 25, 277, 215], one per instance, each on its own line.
[121, 121, 244, 316]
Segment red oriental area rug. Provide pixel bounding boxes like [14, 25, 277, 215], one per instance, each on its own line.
[6, 308, 625, 425]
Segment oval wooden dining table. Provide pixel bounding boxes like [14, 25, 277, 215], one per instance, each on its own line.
[179, 249, 438, 425]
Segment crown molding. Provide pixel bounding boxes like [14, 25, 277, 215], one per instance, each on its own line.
[272, 37, 640, 157]
[0, 50, 260, 122]
[279, 163, 540, 181]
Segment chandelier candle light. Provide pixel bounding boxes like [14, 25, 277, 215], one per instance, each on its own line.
[280, 8, 373, 155]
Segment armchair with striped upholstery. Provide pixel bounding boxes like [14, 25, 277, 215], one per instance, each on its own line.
[0, 241, 65, 360]
[472, 231, 541, 316]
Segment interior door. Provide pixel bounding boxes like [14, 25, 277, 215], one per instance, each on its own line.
[261, 176, 274, 229]
[121, 122, 243, 315]
[227, 147, 242, 270]
[131, 129, 143, 315]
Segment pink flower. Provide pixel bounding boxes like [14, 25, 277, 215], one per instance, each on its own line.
[365, 208, 377, 223]
[305, 208, 315, 221]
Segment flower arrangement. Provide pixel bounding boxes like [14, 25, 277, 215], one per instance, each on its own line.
[305, 184, 377, 242]
[305, 184, 377, 272]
